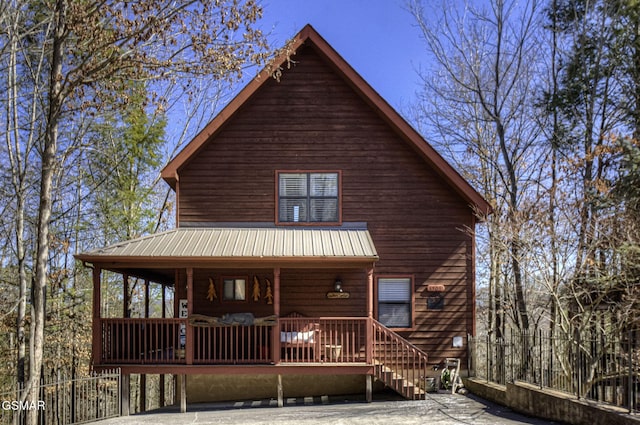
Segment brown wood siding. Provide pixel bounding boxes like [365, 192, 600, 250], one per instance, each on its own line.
[180, 268, 368, 319]
[187, 269, 274, 318]
[176, 43, 476, 366]
[279, 269, 368, 318]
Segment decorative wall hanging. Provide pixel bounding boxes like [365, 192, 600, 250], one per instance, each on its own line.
[206, 277, 217, 302]
[252, 275, 261, 301]
[265, 278, 273, 304]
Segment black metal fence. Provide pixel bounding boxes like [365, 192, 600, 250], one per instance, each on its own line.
[469, 329, 640, 413]
[0, 369, 120, 425]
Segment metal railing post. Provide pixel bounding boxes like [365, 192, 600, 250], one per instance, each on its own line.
[576, 328, 581, 400]
[628, 329, 633, 414]
[539, 328, 543, 389]
[486, 334, 490, 383]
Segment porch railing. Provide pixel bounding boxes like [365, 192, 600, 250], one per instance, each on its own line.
[279, 317, 369, 363]
[97, 316, 427, 382]
[100, 318, 185, 364]
[193, 324, 273, 364]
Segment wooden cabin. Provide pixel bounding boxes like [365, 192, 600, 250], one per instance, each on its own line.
[76, 24, 490, 411]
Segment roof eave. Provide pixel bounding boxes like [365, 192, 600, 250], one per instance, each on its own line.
[160, 29, 310, 188]
[301, 28, 492, 216]
[76, 255, 379, 269]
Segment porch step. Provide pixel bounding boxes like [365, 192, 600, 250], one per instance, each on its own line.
[374, 364, 426, 400]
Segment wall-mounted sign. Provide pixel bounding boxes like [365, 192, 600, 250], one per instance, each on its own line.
[178, 299, 188, 349]
[179, 299, 188, 318]
[326, 291, 350, 299]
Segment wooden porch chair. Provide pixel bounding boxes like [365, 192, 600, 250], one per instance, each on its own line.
[280, 312, 321, 362]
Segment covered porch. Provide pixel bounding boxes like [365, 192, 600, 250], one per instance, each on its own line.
[77, 227, 429, 407]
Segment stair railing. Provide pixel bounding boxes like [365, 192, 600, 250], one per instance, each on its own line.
[371, 318, 429, 399]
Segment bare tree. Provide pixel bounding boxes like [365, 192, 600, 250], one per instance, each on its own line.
[0, 0, 49, 391]
[409, 0, 543, 334]
[0, 2, 276, 422]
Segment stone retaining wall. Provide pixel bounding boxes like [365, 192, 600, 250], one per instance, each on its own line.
[463, 378, 640, 425]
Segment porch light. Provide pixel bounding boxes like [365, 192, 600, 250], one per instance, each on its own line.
[334, 278, 343, 292]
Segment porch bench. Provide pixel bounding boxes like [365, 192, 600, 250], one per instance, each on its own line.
[280, 313, 321, 362]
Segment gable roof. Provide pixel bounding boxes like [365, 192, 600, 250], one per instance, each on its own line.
[161, 24, 491, 216]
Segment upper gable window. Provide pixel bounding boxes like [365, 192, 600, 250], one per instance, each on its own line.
[277, 171, 340, 224]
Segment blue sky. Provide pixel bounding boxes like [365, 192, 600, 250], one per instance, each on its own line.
[258, 0, 427, 111]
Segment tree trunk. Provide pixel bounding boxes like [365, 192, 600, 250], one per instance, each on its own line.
[6, 7, 28, 389]
[16, 197, 27, 388]
[3, 0, 27, 390]
[496, 109, 529, 333]
[26, 1, 66, 424]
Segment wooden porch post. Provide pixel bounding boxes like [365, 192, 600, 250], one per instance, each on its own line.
[140, 279, 149, 413]
[273, 267, 281, 317]
[140, 375, 146, 413]
[161, 283, 166, 319]
[272, 267, 281, 364]
[186, 268, 194, 365]
[180, 374, 187, 413]
[277, 374, 283, 408]
[160, 284, 165, 407]
[139, 280, 150, 412]
[92, 266, 102, 365]
[366, 266, 374, 364]
[367, 266, 374, 318]
[144, 279, 150, 318]
[123, 273, 130, 318]
[121, 373, 130, 416]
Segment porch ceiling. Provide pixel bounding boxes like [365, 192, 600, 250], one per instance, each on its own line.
[76, 227, 379, 278]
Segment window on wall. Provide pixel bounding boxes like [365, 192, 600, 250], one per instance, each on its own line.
[377, 277, 413, 328]
[278, 172, 339, 223]
[223, 278, 246, 301]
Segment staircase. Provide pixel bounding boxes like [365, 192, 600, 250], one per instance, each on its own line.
[371, 319, 429, 400]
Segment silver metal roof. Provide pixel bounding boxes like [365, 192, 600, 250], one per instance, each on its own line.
[78, 227, 379, 261]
